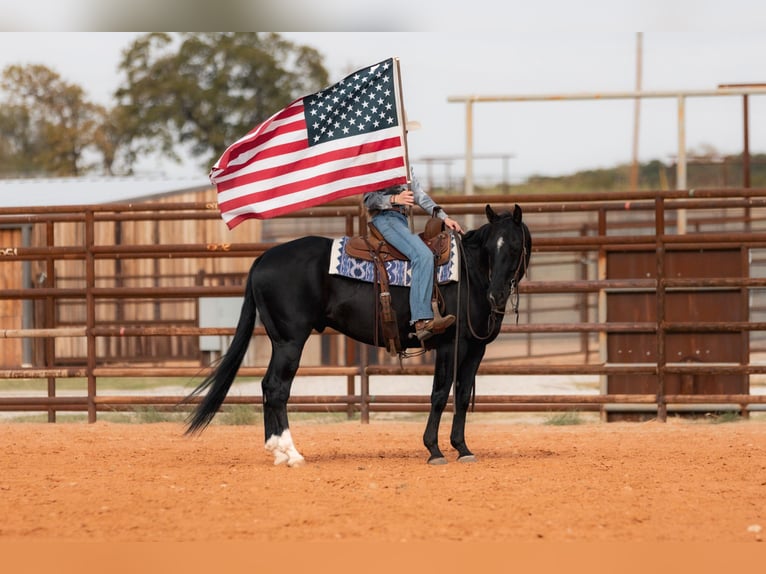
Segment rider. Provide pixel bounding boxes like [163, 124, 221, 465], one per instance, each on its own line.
[363, 172, 464, 341]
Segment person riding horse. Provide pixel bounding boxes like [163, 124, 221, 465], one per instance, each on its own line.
[363, 173, 464, 341]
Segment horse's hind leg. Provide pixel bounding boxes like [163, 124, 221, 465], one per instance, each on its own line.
[262, 340, 306, 467]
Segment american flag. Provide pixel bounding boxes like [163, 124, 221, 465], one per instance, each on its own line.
[211, 58, 408, 228]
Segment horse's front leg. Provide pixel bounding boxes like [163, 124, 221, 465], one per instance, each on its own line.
[450, 341, 486, 462]
[423, 346, 455, 465]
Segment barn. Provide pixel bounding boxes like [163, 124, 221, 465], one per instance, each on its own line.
[0, 176, 269, 368]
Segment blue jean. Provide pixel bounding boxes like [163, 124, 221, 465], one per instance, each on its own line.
[371, 210, 434, 323]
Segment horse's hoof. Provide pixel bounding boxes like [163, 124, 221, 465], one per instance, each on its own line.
[427, 456, 448, 465]
[458, 454, 477, 463]
[287, 456, 306, 468]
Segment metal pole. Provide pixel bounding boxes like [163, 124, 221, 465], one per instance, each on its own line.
[676, 95, 687, 234]
[464, 100, 475, 229]
[655, 196, 667, 422]
[630, 32, 643, 190]
[743, 94, 751, 188]
[85, 210, 97, 423]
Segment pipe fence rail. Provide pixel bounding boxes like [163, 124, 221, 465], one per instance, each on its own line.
[2, 189, 766, 422]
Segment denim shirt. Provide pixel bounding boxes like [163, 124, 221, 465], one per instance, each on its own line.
[363, 175, 448, 221]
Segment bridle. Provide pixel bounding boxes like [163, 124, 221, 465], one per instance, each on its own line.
[456, 221, 528, 341]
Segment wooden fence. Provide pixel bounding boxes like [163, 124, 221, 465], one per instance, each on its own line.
[2, 189, 766, 423]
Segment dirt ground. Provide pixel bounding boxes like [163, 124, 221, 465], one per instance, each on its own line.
[1, 418, 765, 543]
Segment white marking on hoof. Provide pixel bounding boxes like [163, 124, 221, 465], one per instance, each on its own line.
[265, 430, 305, 467]
[458, 454, 477, 463]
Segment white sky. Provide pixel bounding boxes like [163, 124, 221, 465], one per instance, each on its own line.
[1, 30, 766, 185]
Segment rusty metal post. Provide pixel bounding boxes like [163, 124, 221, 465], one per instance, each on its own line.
[45, 221, 56, 423]
[345, 213, 357, 419]
[360, 347, 369, 424]
[597, 208, 607, 420]
[85, 210, 97, 423]
[655, 196, 667, 422]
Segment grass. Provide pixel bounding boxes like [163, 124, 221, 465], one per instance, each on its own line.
[543, 411, 585, 426]
[704, 411, 744, 424]
[0, 376, 261, 392]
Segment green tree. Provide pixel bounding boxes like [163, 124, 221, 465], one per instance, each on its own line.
[0, 64, 104, 177]
[114, 32, 329, 170]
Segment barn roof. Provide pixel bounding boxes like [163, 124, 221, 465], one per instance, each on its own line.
[0, 176, 213, 208]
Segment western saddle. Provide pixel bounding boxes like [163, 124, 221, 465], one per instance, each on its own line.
[343, 216, 452, 355]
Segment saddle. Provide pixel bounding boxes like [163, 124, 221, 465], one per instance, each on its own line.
[344, 216, 451, 356]
[344, 216, 451, 266]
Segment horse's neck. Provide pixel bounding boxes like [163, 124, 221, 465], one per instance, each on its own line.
[461, 233, 490, 279]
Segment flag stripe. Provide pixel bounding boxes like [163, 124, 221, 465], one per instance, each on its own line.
[210, 58, 408, 227]
[213, 103, 306, 171]
[216, 134, 403, 196]
[218, 155, 407, 213]
[222, 176, 406, 226]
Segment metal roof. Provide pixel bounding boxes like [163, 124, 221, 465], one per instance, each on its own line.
[0, 176, 212, 208]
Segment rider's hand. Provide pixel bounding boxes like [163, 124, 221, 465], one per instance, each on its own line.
[444, 217, 464, 234]
[393, 190, 415, 206]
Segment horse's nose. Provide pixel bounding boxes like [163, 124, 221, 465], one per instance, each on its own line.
[488, 293, 498, 308]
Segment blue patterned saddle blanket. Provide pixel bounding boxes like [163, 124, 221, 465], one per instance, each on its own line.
[328, 235, 459, 287]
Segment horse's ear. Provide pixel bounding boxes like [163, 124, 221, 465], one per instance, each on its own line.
[485, 204, 497, 223]
[513, 204, 523, 224]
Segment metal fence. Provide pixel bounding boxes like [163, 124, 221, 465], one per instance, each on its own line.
[2, 188, 766, 423]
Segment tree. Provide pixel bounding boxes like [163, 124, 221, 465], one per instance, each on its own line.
[114, 32, 329, 170]
[0, 64, 104, 177]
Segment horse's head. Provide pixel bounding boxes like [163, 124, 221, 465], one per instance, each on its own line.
[483, 204, 531, 314]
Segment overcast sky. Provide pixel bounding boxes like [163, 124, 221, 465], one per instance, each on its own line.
[1, 29, 765, 186]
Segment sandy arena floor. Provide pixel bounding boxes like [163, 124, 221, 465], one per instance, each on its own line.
[1, 418, 764, 544]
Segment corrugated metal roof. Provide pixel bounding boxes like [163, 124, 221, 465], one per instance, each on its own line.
[0, 176, 212, 207]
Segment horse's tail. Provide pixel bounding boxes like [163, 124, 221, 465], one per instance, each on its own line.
[184, 265, 258, 435]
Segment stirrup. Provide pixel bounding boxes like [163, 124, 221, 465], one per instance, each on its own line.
[412, 314, 455, 341]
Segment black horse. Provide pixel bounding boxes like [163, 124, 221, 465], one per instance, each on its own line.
[185, 204, 531, 465]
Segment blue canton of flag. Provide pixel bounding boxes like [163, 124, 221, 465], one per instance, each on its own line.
[304, 59, 399, 147]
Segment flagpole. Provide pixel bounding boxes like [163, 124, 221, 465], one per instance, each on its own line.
[393, 57, 415, 233]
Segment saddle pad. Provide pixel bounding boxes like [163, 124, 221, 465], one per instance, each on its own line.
[328, 235, 459, 287]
